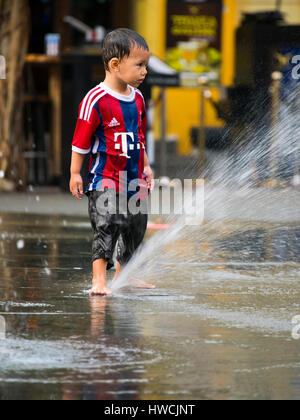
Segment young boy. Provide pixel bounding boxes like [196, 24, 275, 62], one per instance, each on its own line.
[70, 28, 154, 296]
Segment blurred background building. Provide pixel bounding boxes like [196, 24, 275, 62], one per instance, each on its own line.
[0, 0, 300, 191]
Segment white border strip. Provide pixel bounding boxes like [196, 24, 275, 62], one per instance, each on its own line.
[72, 145, 91, 155]
[100, 82, 135, 102]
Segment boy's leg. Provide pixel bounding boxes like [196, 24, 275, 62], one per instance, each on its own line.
[90, 258, 112, 296]
[88, 190, 120, 295]
[116, 205, 155, 289]
[112, 261, 122, 283]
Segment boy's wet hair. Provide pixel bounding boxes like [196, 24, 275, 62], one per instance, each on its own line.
[102, 28, 149, 71]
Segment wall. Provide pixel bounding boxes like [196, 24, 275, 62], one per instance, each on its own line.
[132, 0, 300, 155]
[237, 0, 300, 25]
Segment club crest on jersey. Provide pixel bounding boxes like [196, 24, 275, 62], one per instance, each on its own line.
[114, 132, 145, 158]
[108, 118, 121, 128]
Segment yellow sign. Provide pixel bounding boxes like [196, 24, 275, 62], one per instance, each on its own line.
[166, 1, 222, 85]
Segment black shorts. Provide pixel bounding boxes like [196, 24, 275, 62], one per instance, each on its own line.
[88, 190, 148, 270]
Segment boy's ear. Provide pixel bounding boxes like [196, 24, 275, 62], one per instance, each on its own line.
[109, 57, 120, 72]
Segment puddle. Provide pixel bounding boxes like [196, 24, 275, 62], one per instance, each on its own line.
[0, 212, 300, 400]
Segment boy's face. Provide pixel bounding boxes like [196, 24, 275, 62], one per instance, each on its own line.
[114, 46, 150, 88]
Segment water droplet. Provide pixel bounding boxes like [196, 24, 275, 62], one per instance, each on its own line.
[44, 267, 51, 276]
[17, 240, 25, 249]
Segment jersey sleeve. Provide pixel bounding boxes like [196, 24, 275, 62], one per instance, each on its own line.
[138, 91, 147, 147]
[72, 103, 101, 154]
[141, 106, 147, 141]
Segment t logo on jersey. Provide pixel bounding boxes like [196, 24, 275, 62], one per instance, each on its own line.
[114, 132, 144, 158]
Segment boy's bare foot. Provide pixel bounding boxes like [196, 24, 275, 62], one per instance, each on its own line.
[128, 278, 156, 289]
[90, 280, 112, 296]
[90, 285, 112, 296]
[90, 260, 112, 295]
[111, 263, 155, 289]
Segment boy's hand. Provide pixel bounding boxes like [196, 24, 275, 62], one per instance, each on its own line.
[70, 173, 84, 200]
[144, 165, 155, 193]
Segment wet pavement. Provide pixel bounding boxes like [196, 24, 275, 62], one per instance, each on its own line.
[0, 207, 300, 400]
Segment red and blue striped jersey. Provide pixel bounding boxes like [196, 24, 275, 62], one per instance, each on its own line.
[72, 82, 147, 197]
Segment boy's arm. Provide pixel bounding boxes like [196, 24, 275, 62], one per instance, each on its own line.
[70, 152, 85, 200]
[70, 100, 102, 199]
[144, 150, 155, 193]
